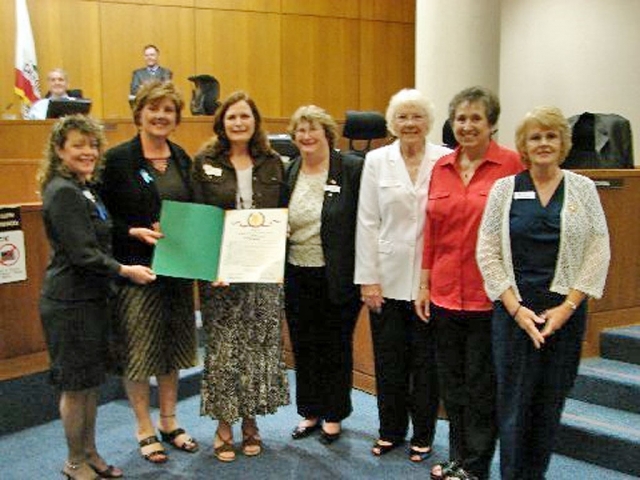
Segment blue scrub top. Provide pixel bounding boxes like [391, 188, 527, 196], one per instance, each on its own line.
[509, 170, 565, 313]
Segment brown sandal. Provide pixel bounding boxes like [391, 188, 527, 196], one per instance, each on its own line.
[138, 435, 168, 464]
[213, 431, 236, 462]
[241, 420, 262, 457]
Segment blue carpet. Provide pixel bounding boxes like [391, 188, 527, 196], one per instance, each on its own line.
[0, 371, 635, 479]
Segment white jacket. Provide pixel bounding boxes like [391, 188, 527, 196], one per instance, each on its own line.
[476, 170, 610, 301]
[355, 140, 451, 301]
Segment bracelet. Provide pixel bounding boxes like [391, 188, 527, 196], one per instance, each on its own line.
[565, 299, 578, 310]
[512, 304, 522, 318]
[419, 284, 428, 290]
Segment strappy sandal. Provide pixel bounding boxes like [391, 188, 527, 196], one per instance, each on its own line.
[159, 427, 199, 453]
[89, 462, 124, 478]
[408, 445, 432, 462]
[371, 439, 400, 456]
[431, 460, 460, 480]
[213, 431, 236, 462]
[138, 435, 168, 464]
[241, 420, 263, 457]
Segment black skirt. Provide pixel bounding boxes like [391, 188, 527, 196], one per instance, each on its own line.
[39, 296, 110, 391]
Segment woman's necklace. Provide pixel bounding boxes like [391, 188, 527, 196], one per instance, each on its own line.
[401, 147, 424, 184]
[146, 156, 169, 173]
[458, 154, 483, 185]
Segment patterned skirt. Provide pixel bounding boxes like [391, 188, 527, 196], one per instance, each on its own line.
[199, 282, 290, 423]
[112, 276, 197, 381]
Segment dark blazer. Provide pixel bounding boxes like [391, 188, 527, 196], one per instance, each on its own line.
[566, 112, 634, 169]
[285, 150, 364, 305]
[130, 66, 172, 96]
[41, 176, 121, 301]
[99, 135, 194, 265]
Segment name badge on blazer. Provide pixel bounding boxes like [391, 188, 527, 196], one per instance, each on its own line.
[324, 184, 341, 194]
[203, 164, 222, 177]
[139, 169, 153, 184]
[514, 191, 536, 200]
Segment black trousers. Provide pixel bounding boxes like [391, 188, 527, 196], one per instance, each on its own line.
[369, 299, 439, 447]
[431, 304, 496, 480]
[284, 265, 360, 422]
[493, 301, 586, 480]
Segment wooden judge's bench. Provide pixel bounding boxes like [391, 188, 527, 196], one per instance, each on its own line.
[1, 118, 639, 394]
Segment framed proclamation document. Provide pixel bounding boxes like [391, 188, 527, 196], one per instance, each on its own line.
[152, 201, 288, 283]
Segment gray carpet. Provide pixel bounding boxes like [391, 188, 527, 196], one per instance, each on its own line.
[0, 371, 635, 479]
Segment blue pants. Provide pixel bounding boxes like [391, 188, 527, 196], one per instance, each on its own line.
[492, 301, 586, 480]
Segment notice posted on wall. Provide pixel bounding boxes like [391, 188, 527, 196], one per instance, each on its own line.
[0, 207, 27, 284]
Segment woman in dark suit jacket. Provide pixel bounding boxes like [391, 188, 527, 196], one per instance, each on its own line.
[99, 81, 199, 464]
[39, 115, 155, 479]
[284, 105, 363, 444]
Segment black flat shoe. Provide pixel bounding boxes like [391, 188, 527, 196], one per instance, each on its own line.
[291, 422, 321, 440]
[319, 428, 341, 445]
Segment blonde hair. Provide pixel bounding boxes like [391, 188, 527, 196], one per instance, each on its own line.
[287, 105, 338, 149]
[132, 80, 184, 126]
[515, 106, 572, 166]
[37, 115, 106, 190]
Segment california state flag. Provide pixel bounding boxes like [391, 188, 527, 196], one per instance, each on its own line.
[14, 0, 40, 118]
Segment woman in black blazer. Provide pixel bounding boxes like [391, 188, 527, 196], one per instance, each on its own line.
[99, 81, 199, 464]
[39, 115, 155, 479]
[284, 105, 363, 444]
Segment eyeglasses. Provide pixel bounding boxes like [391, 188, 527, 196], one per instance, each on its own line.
[395, 114, 426, 123]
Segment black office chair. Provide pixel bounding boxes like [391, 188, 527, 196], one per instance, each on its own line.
[442, 119, 458, 149]
[188, 75, 220, 115]
[268, 134, 299, 162]
[342, 110, 388, 158]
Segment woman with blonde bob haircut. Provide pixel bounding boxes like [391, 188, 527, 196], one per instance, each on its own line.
[477, 106, 610, 479]
[284, 105, 363, 445]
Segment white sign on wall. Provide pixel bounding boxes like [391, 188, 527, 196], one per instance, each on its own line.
[0, 207, 27, 284]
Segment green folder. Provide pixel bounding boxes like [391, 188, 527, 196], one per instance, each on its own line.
[151, 200, 224, 281]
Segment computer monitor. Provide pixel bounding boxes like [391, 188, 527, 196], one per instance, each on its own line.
[46, 99, 92, 119]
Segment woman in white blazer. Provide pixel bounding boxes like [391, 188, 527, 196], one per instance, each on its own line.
[355, 89, 451, 461]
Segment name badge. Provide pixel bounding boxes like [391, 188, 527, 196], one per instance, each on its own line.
[203, 164, 222, 177]
[82, 189, 96, 202]
[514, 191, 536, 200]
[324, 184, 341, 194]
[139, 169, 153, 184]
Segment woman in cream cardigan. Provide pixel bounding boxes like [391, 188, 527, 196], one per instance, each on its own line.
[476, 106, 610, 480]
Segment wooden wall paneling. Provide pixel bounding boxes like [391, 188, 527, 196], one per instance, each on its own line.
[281, 0, 359, 19]
[0, 1, 18, 119]
[99, 2, 196, 118]
[195, 0, 280, 13]
[0, 160, 41, 205]
[581, 171, 640, 313]
[0, 204, 48, 360]
[0, 120, 51, 159]
[30, 0, 103, 116]
[280, 15, 360, 119]
[97, 0, 194, 5]
[360, 0, 416, 23]
[358, 20, 415, 113]
[194, 9, 282, 117]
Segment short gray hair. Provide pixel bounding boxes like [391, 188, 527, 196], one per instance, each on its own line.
[385, 88, 435, 137]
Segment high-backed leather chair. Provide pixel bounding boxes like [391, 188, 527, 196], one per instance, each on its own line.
[188, 74, 220, 116]
[342, 110, 388, 158]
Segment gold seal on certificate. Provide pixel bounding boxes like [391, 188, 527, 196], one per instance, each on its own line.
[218, 208, 288, 283]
